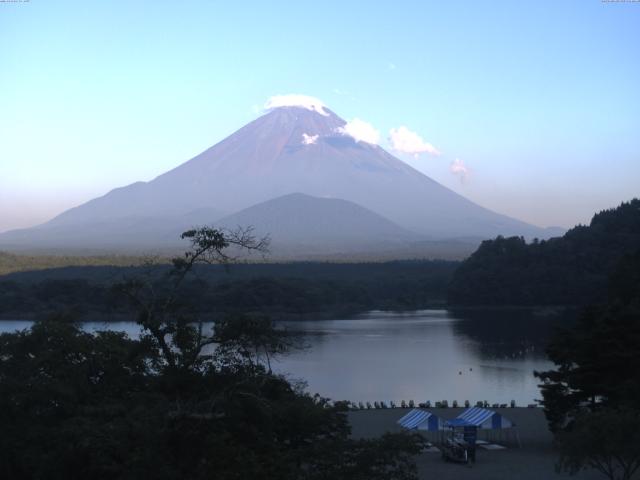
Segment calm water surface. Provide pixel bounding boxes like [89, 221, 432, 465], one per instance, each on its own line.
[0, 309, 558, 404]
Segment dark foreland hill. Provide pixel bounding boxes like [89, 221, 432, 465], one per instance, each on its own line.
[448, 199, 640, 306]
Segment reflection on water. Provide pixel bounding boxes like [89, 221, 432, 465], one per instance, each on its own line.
[449, 308, 567, 360]
[275, 309, 564, 405]
[0, 309, 567, 404]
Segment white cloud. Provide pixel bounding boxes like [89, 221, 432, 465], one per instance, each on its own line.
[450, 158, 469, 182]
[336, 118, 380, 145]
[388, 126, 441, 157]
[301, 133, 319, 145]
[388, 62, 397, 70]
[264, 94, 328, 116]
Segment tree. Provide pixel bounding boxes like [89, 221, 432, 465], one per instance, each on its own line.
[212, 313, 302, 373]
[536, 250, 640, 432]
[448, 199, 640, 306]
[116, 226, 269, 372]
[0, 313, 158, 480]
[535, 250, 640, 480]
[556, 408, 640, 480]
[304, 432, 425, 480]
[0, 227, 425, 479]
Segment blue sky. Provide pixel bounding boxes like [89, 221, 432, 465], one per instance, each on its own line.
[1, 0, 638, 232]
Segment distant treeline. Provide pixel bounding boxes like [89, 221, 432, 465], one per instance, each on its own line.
[0, 261, 457, 320]
[6, 199, 638, 314]
[448, 199, 640, 306]
[0, 251, 160, 276]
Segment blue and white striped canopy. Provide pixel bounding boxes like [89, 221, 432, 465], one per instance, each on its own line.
[397, 409, 443, 431]
[448, 407, 515, 429]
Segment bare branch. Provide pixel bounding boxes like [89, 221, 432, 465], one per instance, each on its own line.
[116, 225, 270, 372]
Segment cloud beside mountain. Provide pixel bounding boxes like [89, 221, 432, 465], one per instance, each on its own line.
[450, 158, 469, 182]
[389, 126, 440, 157]
[337, 118, 380, 145]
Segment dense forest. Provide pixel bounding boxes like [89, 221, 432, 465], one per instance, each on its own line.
[0, 229, 424, 479]
[3, 199, 639, 316]
[448, 199, 640, 306]
[0, 261, 457, 320]
[535, 248, 640, 479]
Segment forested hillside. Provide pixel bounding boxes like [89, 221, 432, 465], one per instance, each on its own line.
[448, 199, 640, 306]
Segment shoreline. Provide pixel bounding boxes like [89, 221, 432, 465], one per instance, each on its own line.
[0, 304, 577, 323]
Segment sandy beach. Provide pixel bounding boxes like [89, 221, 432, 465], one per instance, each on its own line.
[348, 407, 605, 479]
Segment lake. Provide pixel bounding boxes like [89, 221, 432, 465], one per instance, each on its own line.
[0, 309, 560, 405]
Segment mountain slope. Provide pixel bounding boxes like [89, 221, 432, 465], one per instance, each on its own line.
[0, 208, 224, 251]
[0, 101, 551, 252]
[211, 193, 417, 254]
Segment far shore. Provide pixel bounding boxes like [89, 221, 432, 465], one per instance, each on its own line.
[0, 304, 579, 323]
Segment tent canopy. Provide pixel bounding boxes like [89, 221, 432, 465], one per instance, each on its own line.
[446, 407, 515, 429]
[397, 409, 443, 432]
[445, 418, 476, 428]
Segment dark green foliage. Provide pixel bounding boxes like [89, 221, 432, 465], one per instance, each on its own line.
[536, 249, 640, 479]
[0, 260, 457, 320]
[0, 227, 423, 479]
[213, 314, 299, 372]
[304, 432, 424, 480]
[448, 199, 640, 306]
[556, 408, 640, 480]
[536, 250, 640, 431]
[1, 315, 423, 479]
[536, 303, 640, 432]
[0, 315, 157, 479]
[608, 250, 640, 305]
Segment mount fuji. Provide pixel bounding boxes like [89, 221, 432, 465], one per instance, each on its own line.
[0, 96, 555, 256]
